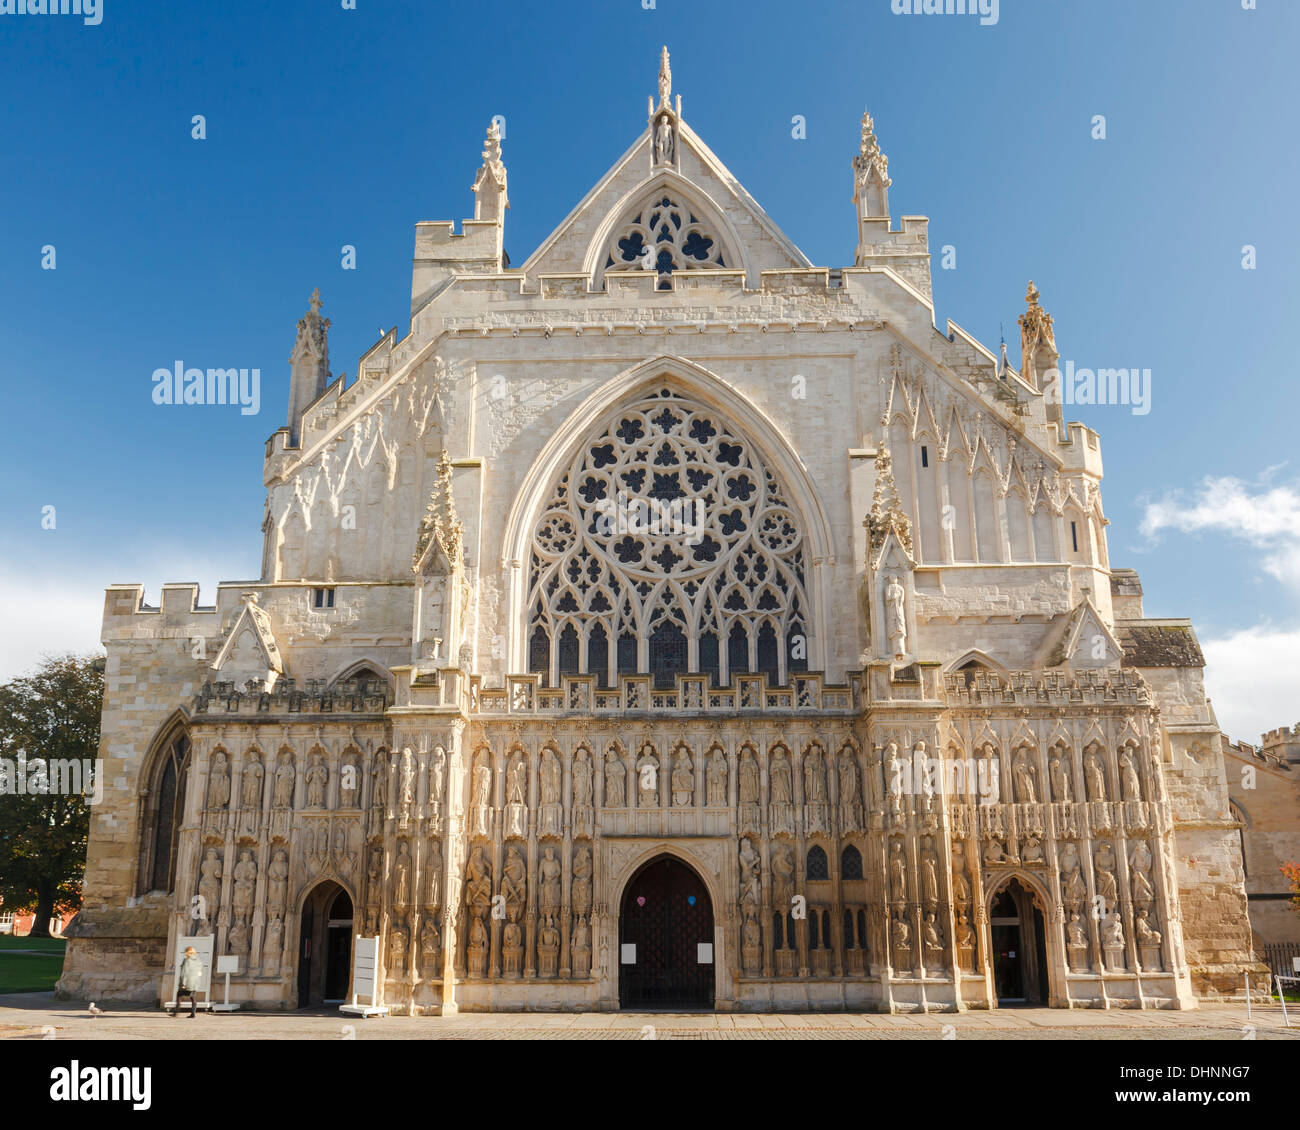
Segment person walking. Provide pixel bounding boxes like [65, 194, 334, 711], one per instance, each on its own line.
[174, 946, 203, 1018]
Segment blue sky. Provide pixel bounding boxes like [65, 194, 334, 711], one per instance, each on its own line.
[0, 0, 1296, 738]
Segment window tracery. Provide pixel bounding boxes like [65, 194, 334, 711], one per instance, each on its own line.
[603, 195, 727, 289]
[526, 388, 809, 688]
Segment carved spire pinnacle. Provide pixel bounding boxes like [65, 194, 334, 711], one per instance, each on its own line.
[471, 120, 509, 223]
[854, 110, 891, 190]
[866, 442, 913, 559]
[658, 46, 672, 109]
[413, 450, 464, 572]
[1018, 280, 1057, 388]
[292, 289, 330, 365]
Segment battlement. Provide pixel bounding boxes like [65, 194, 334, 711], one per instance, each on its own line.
[942, 666, 1151, 710]
[1261, 723, 1300, 764]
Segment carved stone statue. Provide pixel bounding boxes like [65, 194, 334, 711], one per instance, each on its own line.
[425, 840, 443, 908]
[1119, 747, 1142, 801]
[885, 573, 907, 656]
[1103, 913, 1124, 949]
[398, 747, 416, 824]
[604, 748, 626, 808]
[920, 837, 940, 907]
[838, 752, 860, 806]
[502, 845, 528, 916]
[706, 748, 727, 807]
[654, 115, 674, 165]
[267, 848, 289, 917]
[470, 751, 493, 836]
[771, 842, 795, 908]
[671, 750, 694, 807]
[388, 923, 408, 970]
[209, 752, 231, 809]
[420, 917, 442, 970]
[573, 748, 593, 809]
[274, 753, 295, 808]
[889, 839, 907, 903]
[370, 754, 388, 815]
[1084, 747, 1107, 801]
[636, 747, 659, 808]
[572, 846, 593, 915]
[540, 747, 561, 806]
[468, 915, 488, 976]
[232, 849, 257, 921]
[198, 848, 222, 923]
[804, 749, 827, 803]
[262, 915, 283, 975]
[240, 754, 263, 810]
[464, 844, 492, 912]
[1067, 912, 1088, 948]
[393, 840, 413, 905]
[539, 846, 561, 915]
[1094, 842, 1118, 909]
[1012, 747, 1038, 805]
[769, 753, 792, 806]
[538, 919, 561, 979]
[1049, 750, 1072, 803]
[742, 912, 761, 974]
[306, 754, 328, 809]
[502, 918, 523, 977]
[571, 916, 591, 978]
[738, 750, 760, 806]
[339, 753, 359, 808]
[228, 917, 248, 957]
[1135, 907, 1161, 946]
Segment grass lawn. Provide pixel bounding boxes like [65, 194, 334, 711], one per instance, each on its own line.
[0, 935, 66, 993]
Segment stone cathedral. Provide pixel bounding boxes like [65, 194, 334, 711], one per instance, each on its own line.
[61, 51, 1257, 1013]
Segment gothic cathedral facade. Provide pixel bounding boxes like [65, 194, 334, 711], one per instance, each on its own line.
[60, 52, 1256, 1012]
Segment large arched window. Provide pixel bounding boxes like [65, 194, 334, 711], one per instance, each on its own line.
[138, 728, 191, 895]
[525, 387, 809, 688]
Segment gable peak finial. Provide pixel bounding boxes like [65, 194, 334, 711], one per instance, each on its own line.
[308, 287, 322, 314]
[658, 46, 672, 109]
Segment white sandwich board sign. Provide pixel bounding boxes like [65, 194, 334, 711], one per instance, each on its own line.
[339, 935, 388, 1018]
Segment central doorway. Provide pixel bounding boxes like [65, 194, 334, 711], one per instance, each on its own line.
[619, 855, 714, 1010]
[990, 879, 1049, 1006]
[297, 882, 352, 1008]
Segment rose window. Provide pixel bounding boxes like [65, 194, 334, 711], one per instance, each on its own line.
[526, 388, 808, 688]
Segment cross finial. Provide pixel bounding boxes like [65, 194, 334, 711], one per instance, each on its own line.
[309, 287, 322, 314]
[658, 46, 672, 108]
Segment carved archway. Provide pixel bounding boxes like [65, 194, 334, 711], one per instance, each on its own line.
[617, 852, 715, 1010]
[984, 871, 1059, 1007]
[295, 877, 355, 1008]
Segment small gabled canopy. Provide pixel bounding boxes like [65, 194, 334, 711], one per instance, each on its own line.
[1033, 596, 1124, 671]
[210, 592, 284, 690]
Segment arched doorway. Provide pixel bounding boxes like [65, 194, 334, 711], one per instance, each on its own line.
[297, 882, 352, 1008]
[618, 855, 714, 1010]
[989, 878, 1049, 1006]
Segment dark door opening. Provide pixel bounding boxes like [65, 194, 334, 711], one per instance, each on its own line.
[619, 856, 714, 1009]
[990, 879, 1048, 1006]
[298, 882, 352, 1008]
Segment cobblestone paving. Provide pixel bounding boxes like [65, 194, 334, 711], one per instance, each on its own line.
[1, 994, 1295, 1040]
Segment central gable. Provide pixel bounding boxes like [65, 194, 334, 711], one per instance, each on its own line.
[521, 119, 811, 288]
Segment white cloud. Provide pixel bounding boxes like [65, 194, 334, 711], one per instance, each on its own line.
[1201, 624, 1300, 744]
[0, 551, 255, 683]
[1140, 475, 1300, 591]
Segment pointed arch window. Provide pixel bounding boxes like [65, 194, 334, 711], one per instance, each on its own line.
[140, 730, 191, 895]
[526, 388, 810, 688]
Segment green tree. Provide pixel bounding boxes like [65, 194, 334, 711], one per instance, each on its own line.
[0, 654, 104, 937]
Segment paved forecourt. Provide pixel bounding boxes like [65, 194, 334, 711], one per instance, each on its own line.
[1, 994, 1295, 1040]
